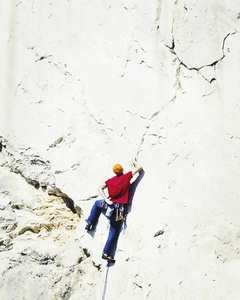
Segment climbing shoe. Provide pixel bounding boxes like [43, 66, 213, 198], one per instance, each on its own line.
[102, 253, 115, 263]
[85, 222, 93, 231]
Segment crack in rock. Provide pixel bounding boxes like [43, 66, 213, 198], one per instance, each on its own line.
[135, 98, 175, 155]
[35, 54, 53, 63]
[49, 137, 64, 148]
[166, 31, 238, 82]
[47, 187, 78, 215]
[78, 195, 98, 202]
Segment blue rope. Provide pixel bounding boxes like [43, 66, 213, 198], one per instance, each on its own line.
[102, 263, 110, 300]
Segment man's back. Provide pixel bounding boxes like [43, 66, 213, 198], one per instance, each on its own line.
[105, 171, 133, 204]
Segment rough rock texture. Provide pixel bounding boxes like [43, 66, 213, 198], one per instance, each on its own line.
[1, 0, 240, 299]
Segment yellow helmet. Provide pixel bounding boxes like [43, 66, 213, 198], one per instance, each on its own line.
[113, 163, 124, 175]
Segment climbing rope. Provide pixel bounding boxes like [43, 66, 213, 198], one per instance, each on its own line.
[102, 263, 110, 300]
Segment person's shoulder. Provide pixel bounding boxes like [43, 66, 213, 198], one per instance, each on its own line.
[125, 171, 133, 178]
[105, 175, 117, 184]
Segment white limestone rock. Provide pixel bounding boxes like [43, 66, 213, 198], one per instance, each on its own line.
[1, 0, 240, 299]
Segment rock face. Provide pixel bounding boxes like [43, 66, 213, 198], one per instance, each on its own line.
[1, 0, 240, 299]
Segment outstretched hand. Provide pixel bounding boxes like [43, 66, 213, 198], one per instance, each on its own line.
[131, 156, 142, 176]
[131, 157, 138, 164]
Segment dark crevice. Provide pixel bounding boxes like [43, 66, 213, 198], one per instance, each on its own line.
[79, 195, 98, 202]
[92, 261, 101, 271]
[25, 178, 40, 189]
[154, 230, 165, 237]
[35, 55, 52, 63]
[210, 78, 216, 83]
[13, 172, 77, 214]
[11, 167, 41, 189]
[166, 31, 238, 73]
[49, 137, 64, 148]
[48, 187, 77, 214]
[77, 257, 83, 264]
[0, 138, 7, 152]
[83, 248, 90, 258]
[166, 39, 175, 52]
[39, 256, 55, 265]
[0, 137, 79, 216]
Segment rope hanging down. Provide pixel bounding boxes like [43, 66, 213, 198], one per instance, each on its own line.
[102, 263, 110, 300]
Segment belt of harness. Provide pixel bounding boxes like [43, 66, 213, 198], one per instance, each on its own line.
[102, 201, 126, 221]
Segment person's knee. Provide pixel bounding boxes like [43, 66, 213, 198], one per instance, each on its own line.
[94, 199, 102, 207]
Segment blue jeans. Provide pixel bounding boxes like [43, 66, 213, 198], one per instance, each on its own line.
[87, 200, 123, 257]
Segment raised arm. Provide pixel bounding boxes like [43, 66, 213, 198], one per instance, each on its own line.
[98, 184, 113, 205]
[131, 157, 142, 176]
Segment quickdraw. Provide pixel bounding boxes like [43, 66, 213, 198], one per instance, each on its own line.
[115, 203, 125, 221]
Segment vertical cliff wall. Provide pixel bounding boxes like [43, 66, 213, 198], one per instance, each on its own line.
[1, 0, 240, 299]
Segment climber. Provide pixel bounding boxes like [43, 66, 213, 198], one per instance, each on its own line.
[85, 157, 142, 263]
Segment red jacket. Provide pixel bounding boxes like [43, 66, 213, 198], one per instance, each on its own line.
[105, 171, 132, 204]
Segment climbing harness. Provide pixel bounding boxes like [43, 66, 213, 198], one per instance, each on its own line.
[104, 202, 126, 221]
[102, 263, 110, 300]
[105, 204, 114, 219]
